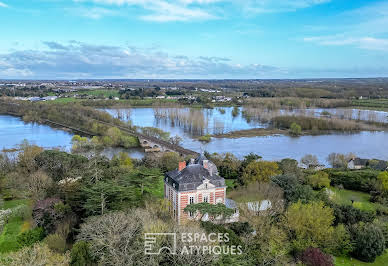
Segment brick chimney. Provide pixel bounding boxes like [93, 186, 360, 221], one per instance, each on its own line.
[178, 161, 186, 171]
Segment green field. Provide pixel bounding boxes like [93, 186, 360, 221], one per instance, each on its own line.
[335, 251, 388, 266]
[80, 89, 120, 98]
[351, 99, 388, 111]
[329, 187, 378, 212]
[0, 199, 31, 253]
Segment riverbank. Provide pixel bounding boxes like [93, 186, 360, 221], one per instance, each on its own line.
[212, 127, 387, 139]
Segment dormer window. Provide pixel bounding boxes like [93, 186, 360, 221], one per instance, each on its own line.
[173, 183, 176, 188]
[205, 183, 208, 189]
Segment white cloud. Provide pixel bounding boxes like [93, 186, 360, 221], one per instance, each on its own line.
[303, 2, 388, 52]
[73, 0, 331, 21]
[304, 35, 388, 52]
[0, 1, 8, 8]
[241, 0, 331, 14]
[67, 7, 119, 19]
[0, 41, 281, 79]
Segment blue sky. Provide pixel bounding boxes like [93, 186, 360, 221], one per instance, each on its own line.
[0, 0, 387, 79]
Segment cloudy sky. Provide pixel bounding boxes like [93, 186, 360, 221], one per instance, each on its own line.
[0, 0, 388, 79]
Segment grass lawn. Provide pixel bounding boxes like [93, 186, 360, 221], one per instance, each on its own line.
[0, 216, 23, 253]
[47, 97, 81, 104]
[335, 250, 388, 266]
[0, 199, 31, 253]
[329, 187, 378, 212]
[0, 199, 29, 210]
[81, 89, 120, 98]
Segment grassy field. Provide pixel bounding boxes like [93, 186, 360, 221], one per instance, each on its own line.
[335, 250, 388, 266]
[329, 187, 378, 212]
[0, 199, 31, 253]
[351, 99, 388, 111]
[79, 89, 120, 98]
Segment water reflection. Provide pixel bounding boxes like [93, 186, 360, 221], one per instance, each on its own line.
[103, 107, 388, 164]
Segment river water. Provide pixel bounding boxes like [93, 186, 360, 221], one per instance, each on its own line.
[1, 107, 388, 164]
[103, 107, 388, 164]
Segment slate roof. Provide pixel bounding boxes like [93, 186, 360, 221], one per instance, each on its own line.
[165, 158, 225, 192]
[350, 158, 369, 166]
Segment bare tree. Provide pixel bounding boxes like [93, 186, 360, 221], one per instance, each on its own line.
[300, 154, 319, 168]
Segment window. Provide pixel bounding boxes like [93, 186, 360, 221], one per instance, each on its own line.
[189, 196, 194, 204]
[189, 211, 194, 217]
[203, 196, 209, 203]
[173, 209, 176, 218]
[205, 183, 208, 189]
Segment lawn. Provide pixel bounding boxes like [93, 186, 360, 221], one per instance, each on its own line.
[0, 216, 24, 253]
[0, 199, 31, 253]
[329, 187, 378, 212]
[351, 99, 388, 111]
[81, 89, 120, 98]
[335, 250, 388, 266]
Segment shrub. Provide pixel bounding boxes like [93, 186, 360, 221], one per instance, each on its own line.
[326, 169, 378, 192]
[308, 171, 330, 189]
[201, 221, 242, 247]
[17, 227, 46, 247]
[44, 234, 67, 253]
[272, 175, 315, 205]
[70, 241, 95, 266]
[350, 223, 385, 262]
[289, 122, 302, 136]
[300, 247, 333, 266]
[330, 203, 376, 226]
[0, 243, 69, 265]
[32, 198, 65, 234]
[228, 222, 254, 236]
[198, 134, 212, 142]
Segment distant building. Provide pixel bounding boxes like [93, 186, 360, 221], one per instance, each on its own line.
[348, 158, 369, 170]
[164, 154, 237, 224]
[42, 96, 58, 101]
[308, 164, 326, 171]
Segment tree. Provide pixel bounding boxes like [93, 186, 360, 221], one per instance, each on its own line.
[0, 243, 70, 266]
[278, 158, 302, 177]
[377, 171, 388, 192]
[272, 175, 315, 205]
[330, 203, 375, 226]
[350, 223, 385, 262]
[169, 135, 182, 145]
[240, 153, 262, 169]
[17, 141, 43, 174]
[308, 171, 330, 189]
[184, 203, 234, 221]
[70, 241, 95, 266]
[285, 201, 335, 252]
[112, 152, 133, 170]
[76, 210, 159, 266]
[27, 170, 53, 200]
[301, 154, 318, 168]
[82, 179, 138, 215]
[289, 122, 302, 136]
[300, 247, 333, 266]
[326, 153, 354, 169]
[159, 152, 182, 172]
[106, 127, 122, 146]
[32, 198, 68, 234]
[17, 227, 46, 248]
[242, 161, 280, 184]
